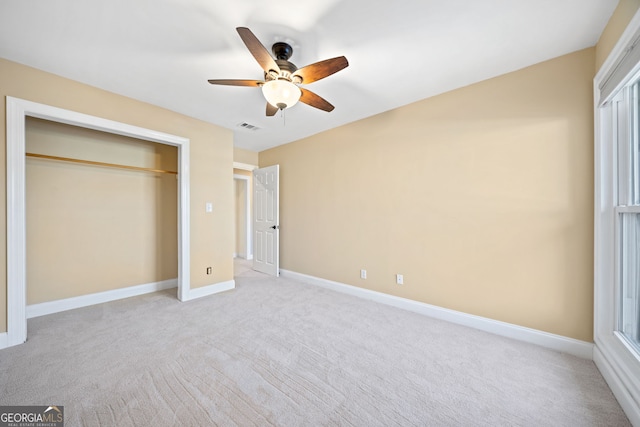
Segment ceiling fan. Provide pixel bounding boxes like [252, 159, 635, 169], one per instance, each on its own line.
[208, 27, 349, 116]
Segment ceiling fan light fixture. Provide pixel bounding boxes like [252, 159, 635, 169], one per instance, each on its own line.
[208, 28, 347, 115]
[262, 79, 301, 110]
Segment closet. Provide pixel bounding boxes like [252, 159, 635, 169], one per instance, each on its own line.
[25, 117, 178, 306]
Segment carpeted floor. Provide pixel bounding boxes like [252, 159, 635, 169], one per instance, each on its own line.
[0, 260, 631, 426]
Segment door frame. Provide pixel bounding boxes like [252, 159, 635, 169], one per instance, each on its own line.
[5, 96, 191, 348]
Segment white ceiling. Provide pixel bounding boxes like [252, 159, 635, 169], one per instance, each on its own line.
[0, 0, 618, 152]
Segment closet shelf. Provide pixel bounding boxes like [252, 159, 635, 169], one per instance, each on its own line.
[25, 152, 178, 175]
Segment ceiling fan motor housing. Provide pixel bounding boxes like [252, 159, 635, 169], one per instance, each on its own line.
[266, 42, 298, 82]
[272, 42, 293, 60]
[265, 60, 299, 82]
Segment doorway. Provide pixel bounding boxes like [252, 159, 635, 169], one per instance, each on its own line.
[234, 172, 252, 260]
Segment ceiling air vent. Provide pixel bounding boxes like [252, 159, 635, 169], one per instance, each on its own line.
[237, 122, 260, 131]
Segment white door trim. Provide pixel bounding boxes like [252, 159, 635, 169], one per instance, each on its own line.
[234, 174, 252, 260]
[233, 161, 257, 172]
[5, 96, 191, 348]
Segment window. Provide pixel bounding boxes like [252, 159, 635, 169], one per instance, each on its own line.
[615, 82, 640, 353]
[594, 12, 640, 424]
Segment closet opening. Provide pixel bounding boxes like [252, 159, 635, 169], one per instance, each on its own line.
[6, 97, 191, 348]
[25, 117, 178, 317]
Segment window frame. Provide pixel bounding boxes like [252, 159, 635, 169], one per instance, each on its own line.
[594, 10, 640, 426]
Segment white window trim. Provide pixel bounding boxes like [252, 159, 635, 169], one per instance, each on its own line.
[594, 10, 640, 426]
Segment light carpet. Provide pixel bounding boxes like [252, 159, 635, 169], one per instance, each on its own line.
[0, 265, 630, 426]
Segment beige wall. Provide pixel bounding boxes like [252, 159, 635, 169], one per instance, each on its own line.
[234, 147, 259, 166]
[0, 58, 235, 333]
[260, 48, 595, 341]
[233, 169, 252, 177]
[595, 0, 640, 71]
[26, 118, 178, 303]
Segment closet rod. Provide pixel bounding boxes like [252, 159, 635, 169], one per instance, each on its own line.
[25, 152, 178, 175]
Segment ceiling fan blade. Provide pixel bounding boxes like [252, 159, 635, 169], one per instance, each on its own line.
[207, 79, 262, 87]
[266, 102, 278, 116]
[299, 88, 335, 112]
[236, 27, 280, 74]
[292, 56, 349, 84]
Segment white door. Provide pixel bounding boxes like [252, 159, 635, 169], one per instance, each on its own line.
[253, 165, 279, 276]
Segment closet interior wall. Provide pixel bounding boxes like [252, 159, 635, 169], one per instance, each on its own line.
[25, 117, 178, 305]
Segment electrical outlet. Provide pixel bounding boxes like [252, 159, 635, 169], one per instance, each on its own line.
[360, 269, 367, 279]
[206, 267, 212, 275]
[396, 274, 403, 285]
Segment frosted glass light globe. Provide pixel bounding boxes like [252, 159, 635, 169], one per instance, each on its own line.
[262, 80, 302, 110]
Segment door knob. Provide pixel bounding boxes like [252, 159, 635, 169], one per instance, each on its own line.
[270, 225, 279, 230]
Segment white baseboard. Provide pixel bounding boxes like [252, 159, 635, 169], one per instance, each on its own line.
[594, 344, 640, 427]
[186, 280, 235, 300]
[8, 278, 234, 348]
[26, 278, 178, 319]
[280, 269, 594, 360]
